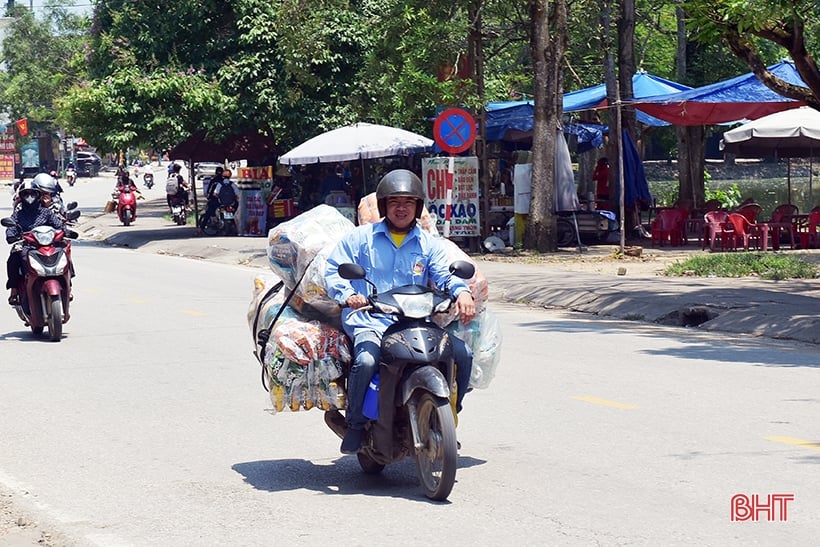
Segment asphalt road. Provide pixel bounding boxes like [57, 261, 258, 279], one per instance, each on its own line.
[1, 238, 820, 545]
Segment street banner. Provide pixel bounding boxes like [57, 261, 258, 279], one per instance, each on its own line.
[0, 154, 14, 181]
[237, 166, 273, 236]
[21, 141, 38, 169]
[15, 118, 28, 137]
[422, 156, 480, 237]
[0, 134, 14, 153]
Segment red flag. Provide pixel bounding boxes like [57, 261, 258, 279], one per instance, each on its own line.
[15, 118, 28, 137]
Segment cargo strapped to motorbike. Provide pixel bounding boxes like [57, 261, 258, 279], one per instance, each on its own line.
[251, 267, 311, 391]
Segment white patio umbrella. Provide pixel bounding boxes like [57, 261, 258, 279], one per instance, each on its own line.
[278, 122, 434, 165]
[720, 106, 820, 204]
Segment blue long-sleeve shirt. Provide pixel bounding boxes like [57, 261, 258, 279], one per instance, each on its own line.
[325, 220, 470, 339]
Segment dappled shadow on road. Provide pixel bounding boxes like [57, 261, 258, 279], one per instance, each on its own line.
[518, 315, 820, 369]
[232, 455, 485, 502]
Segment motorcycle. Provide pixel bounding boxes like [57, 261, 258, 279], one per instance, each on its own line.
[65, 168, 76, 187]
[143, 172, 154, 189]
[201, 205, 237, 236]
[324, 260, 475, 501]
[169, 195, 187, 226]
[1, 212, 80, 341]
[113, 184, 140, 226]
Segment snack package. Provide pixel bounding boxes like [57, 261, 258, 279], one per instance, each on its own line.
[267, 204, 355, 287]
[447, 307, 502, 390]
[263, 316, 351, 414]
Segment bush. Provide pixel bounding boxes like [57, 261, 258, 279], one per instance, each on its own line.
[663, 253, 818, 280]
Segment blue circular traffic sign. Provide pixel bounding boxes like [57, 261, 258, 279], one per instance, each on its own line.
[433, 108, 476, 154]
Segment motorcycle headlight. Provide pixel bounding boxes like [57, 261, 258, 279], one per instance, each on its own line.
[393, 292, 433, 319]
[32, 226, 55, 246]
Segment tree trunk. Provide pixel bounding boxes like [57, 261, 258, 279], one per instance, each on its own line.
[524, 0, 566, 252]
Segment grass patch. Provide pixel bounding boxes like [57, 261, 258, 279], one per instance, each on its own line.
[663, 253, 818, 280]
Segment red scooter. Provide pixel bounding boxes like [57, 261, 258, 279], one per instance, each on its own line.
[1, 213, 79, 341]
[113, 183, 141, 226]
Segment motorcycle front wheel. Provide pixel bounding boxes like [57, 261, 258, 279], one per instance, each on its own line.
[47, 296, 62, 341]
[413, 392, 457, 501]
[123, 209, 132, 226]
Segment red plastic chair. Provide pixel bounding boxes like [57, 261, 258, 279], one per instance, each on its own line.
[703, 210, 732, 251]
[798, 210, 820, 249]
[650, 208, 686, 247]
[736, 203, 762, 223]
[763, 204, 798, 250]
[726, 213, 769, 251]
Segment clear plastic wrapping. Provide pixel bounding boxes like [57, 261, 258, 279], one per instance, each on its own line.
[447, 307, 502, 390]
[264, 317, 351, 414]
[267, 204, 354, 288]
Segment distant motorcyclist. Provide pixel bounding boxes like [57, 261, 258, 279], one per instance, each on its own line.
[165, 163, 189, 210]
[198, 167, 239, 233]
[5, 181, 65, 305]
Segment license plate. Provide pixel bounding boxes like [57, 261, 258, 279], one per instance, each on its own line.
[223, 211, 235, 219]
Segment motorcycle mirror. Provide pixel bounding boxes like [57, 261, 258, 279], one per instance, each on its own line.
[338, 263, 366, 280]
[65, 229, 79, 239]
[1, 217, 15, 228]
[449, 260, 475, 280]
[65, 210, 81, 221]
[66, 201, 78, 210]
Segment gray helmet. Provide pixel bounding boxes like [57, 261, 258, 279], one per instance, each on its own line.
[32, 172, 58, 194]
[376, 169, 425, 218]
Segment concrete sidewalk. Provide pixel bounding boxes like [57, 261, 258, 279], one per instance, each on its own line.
[76, 196, 820, 346]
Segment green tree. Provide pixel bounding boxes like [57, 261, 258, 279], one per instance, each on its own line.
[0, 3, 89, 137]
[684, 0, 820, 109]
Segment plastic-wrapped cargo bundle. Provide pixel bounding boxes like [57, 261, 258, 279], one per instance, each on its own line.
[446, 307, 502, 390]
[264, 317, 351, 414]
[247, 274, 299, 348]
[267, 204, 355, 288]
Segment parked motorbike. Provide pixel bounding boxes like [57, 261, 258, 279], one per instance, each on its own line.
[65, 167, 76, 187]
[201, 205, 237, 236]
[113, 184, 139, 226]
[169, 195, 187, 226]
[1, 212, 80, 341]
[143, 172, 154, 189]
[324, 260, 475, 501]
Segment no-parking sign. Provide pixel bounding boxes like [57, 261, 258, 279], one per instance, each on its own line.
[433, 108, 476, 154]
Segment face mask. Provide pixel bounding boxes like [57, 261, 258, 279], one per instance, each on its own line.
[23, 194, 37, 205]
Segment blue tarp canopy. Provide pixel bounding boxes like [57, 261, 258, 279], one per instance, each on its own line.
[485, 71, 692, 143]
[634, 60, 809, 126]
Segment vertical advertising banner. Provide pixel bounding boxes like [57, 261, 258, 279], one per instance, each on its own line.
[0, 154, 14, 180]
[21, 141, 39, 169]
[237, 166, 273, 236]
[422, 156, 480, 237]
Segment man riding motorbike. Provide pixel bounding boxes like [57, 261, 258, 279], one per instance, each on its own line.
[325, 169, 476, 454]
[165, 163, 189, 211]
[5, 181, 65, 305]
[198, 167, 238, 233]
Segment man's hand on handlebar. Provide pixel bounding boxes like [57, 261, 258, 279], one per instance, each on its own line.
[455, 291, 476, 324]
[345, 294, 368, 309]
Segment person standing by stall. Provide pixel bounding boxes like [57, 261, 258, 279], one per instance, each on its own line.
[592, 157, 609, 203]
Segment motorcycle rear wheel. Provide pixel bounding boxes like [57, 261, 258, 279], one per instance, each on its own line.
[413, 392, 457, 501]
[47, 296, 62, 341]
[202, 217, 221, 236]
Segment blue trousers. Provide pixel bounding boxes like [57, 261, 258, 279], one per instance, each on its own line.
[346, 329, 473, 429]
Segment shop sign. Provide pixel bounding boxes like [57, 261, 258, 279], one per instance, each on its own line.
[422, 156, 480, 237]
